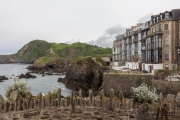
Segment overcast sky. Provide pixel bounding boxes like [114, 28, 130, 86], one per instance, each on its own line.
[0, 0, 179, 54]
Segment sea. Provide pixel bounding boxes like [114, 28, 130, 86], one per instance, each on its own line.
[0, 64, 71, 99]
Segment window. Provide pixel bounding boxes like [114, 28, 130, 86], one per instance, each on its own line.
[151, 38, 154, 48]
[165, 50, 169, 60]
[153, 18, 156, 23]
[165, 13, 169, 19]
[156, 36, 158, 48]
[114, 48, 115, 52]
[155, 27, 156, 32]
[157, 17, 159, 22]
[159, 24, 161, 31]
[164, 24, 168, 30]
[153, 36, 156, 48]
[152, 28, 153, 33]
[160, 15, 162, 20]
[159, 38, 162, 47]
[159, 50, 162, 62]
[154, 50, 158, 62]
[165, 64, 169, 70]
[164, 36, 169, 45]
[172, 64, 176, 69]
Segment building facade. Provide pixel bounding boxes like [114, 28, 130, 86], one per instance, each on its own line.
[112, 9, 180, 71]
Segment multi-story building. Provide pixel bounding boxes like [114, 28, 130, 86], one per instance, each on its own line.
[112, 35, 122, 62]
[112, 9, 180, 72]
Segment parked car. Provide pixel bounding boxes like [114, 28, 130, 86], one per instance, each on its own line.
[122, 68, 131, 72]
[141, 70, 148, 73]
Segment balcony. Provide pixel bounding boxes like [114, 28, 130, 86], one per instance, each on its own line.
[141, 46, 145, 50]
[133, 39, 138, 43]
[141, 25, 149, 31]
[146, 30, 163, 37]
[133, 31, 139, 35]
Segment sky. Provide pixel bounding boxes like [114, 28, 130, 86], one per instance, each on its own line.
[0, 0, 179, 54]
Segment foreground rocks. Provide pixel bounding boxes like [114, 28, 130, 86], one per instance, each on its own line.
[27, 58, 71, 74]
[58, 57, 109, 96]
[18, 72, 37, 79]
[0, 75, 8, 82]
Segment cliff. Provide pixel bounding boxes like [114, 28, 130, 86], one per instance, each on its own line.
[58, 57, 109, 95]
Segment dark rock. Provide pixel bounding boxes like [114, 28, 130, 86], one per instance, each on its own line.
[27, 58, 71, 74]
[57, 78, 68, 85]
[0, 75, 8, 82]
[58, 57, 109, 96]
[18, 72, 37, 79]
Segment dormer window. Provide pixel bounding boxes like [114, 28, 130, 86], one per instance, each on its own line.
[157, 17, 159, 22]
[153, 18, 156, 23]
[165, 13, 169, 19]
[160, 15, 162, 20]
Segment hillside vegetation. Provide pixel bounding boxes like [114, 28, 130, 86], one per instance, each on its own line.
[0, 40, 112, 63]
[52, 42, 111, 58]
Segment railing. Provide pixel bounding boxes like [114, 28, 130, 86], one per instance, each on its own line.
[146, 30, 163, 37]
[141, 25, 149, 30]
[133, 39, 138, 43]
[133, 31, 139, 35]
[141, 46, 145, 50]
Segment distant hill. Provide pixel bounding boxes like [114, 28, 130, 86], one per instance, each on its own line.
[0, 40, 112, 63]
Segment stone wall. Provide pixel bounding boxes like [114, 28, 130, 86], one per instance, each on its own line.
[153, 80, 180, 95]
[102, 73, 153, 97]
[102, 73, 180, 97]
[1, 89, 180, 119]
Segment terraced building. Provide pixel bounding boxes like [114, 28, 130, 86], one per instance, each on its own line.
[112, 9, 180, 73]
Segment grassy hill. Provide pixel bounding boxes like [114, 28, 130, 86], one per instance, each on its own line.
[0, 40, 112, 63]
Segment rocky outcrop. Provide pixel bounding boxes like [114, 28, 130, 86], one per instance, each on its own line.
[58, 57, 109, 96]
[18, 73, 37, 79]
[27, 58, 71, 73]
[0, 75, 8, 82]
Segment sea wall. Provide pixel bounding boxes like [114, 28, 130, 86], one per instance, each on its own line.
[102, 73, 180, 97]
[102, 73, 153, 97]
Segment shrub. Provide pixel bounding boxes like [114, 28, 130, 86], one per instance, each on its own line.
[51, 89, 57, 99]
[132, 83, 158, 103]
[5, 77, 30, 98]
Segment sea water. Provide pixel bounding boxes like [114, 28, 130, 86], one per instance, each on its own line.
[0, 64, 71, 99]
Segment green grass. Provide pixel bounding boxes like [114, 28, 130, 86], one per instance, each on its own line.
[34, 56, 59, 66]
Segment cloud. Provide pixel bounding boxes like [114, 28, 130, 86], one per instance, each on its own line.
[65, 38, 81, 44]
[138, 14, 152, 23]
[87, 24, 126, 48]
